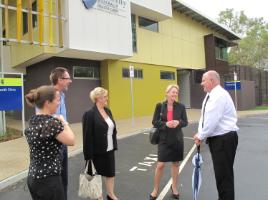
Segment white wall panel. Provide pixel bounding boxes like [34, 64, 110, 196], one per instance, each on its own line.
[66, 0, 132, 58]
[131, 0, 172, 21]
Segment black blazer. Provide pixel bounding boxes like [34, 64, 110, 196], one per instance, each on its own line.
[152, 101, 188, 143]
[82, 104, 118, 160]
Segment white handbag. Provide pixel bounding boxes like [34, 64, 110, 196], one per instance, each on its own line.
[78, 160, 102, 199]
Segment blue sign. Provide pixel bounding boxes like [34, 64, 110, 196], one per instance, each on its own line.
[224, 81, 241, 90]
[82, 0, 97, 9]
[0, 78, 23, 111]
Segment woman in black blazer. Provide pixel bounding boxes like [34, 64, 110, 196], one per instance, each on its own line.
[82, 87, 118, 200]
[149, 84, 188, 200]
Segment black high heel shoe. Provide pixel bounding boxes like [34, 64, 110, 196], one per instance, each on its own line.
[107, 195, 117, 200]
[170, 185, 180, 199]
[149, 194, 157, 200]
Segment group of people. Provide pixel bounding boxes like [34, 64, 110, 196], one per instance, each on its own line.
[24, 68, 238, 200]
[25, 67, 73, 200]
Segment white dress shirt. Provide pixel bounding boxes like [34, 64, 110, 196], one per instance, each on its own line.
[197, 85, 239, 141]
[105, 116, 115, 151]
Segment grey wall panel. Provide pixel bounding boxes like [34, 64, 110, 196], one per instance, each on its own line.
[190, 70, 205, 109]
[25, 57, 100, 123]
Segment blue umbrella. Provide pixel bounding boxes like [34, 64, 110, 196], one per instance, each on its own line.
[192, 145, 203, 200]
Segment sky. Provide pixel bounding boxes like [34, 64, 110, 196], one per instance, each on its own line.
[181, 0, 268, 22]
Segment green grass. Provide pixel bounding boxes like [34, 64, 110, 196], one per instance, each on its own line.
[251, 105, 268, 110]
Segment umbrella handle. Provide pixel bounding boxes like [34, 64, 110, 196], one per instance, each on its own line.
[197, 144, 200, 153]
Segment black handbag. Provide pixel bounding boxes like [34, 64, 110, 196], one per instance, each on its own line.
[149, 127, 160, 145]
[149, 103, 164, 145]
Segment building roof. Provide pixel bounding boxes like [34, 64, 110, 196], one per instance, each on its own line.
[172, 0, 241, 41]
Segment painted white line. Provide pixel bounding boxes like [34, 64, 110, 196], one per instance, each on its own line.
[138, 162, 153, 167]
[156, 144, 197, 200]
[248, 116, 268, 120]
[184, 136, 194, 140]
[136, 168, 147, 171]
[129, 167, 138, 171]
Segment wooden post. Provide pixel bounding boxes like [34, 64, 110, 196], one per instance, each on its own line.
[16, 0, 22, 42]
[49, 0, 53, 46]
[4, 0, 9, 40]
[27, 0, 33, 44]
[38, 0, 44, 45]
[58, 0, 63, 47]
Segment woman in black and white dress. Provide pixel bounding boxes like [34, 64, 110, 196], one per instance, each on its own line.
[24, 85, 75, 200]
[82, 87, 118, 200]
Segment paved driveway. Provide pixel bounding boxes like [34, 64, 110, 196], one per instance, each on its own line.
[1, 115, 268, 200]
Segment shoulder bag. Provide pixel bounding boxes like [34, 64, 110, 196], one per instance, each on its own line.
[149, 103, 164, 145]
[78, 160, 102, 199]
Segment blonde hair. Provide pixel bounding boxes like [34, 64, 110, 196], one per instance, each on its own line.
[165, 84, 179, 94]
[90, 87, 108, 103]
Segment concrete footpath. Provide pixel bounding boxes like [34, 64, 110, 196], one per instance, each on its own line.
[1, 109, 268, 191]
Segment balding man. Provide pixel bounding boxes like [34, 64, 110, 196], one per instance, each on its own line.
[194, 70, 239, 200]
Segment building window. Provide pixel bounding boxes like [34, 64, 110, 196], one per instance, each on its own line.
[3, 30, 6, 45]
[160, 71, 175, 80]
[131, 14, 137, 52]
[73, 66, 100, 79]
[138, 16, 158, 32]
[194, 70, 204, 83]
[215, 46, 228, 61]
[122, 68, 143, 79]
[23, 1, 37, 35]
[134, 69, 143, 78]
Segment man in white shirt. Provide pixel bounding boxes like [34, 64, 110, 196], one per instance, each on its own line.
[194, 70, 239, 200]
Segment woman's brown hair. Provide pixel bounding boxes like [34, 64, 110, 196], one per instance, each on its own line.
[25, 85, 56, 109]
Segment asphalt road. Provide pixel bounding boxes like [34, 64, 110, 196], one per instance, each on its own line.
[1, 115, 268, 200]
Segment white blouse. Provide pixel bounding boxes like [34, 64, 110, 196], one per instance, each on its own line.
[105, 116, 115, 151]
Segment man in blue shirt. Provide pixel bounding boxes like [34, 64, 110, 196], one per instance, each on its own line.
[50, 67, 72, 200]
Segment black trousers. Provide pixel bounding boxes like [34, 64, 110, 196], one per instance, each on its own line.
[208, 131, 238, 200]
[61, 145, 68, 200]
[27, 176, 64, 200]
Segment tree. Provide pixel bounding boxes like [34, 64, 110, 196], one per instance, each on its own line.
[218, 9, 268, 68]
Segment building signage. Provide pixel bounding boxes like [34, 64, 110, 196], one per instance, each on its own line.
[224, 81, 241, 90]
[83, 0, 129, 18]
[82, 0, 97, 9]
[0, 78, 23, 111]
[129, 66, 134, 78]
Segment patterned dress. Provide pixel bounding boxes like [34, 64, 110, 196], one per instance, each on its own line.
[25, 115, 64, 179]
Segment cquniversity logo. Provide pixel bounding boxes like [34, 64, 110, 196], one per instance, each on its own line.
[82, 0, 97, 9]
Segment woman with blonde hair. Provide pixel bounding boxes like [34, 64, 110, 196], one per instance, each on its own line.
[149, 84, 188, 200]
[82, 87, 119, 200]
[24, 85, 75, 200]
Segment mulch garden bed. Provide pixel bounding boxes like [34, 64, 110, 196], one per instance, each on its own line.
[0, 127, 23, 143]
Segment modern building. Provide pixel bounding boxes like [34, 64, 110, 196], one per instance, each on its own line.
[0, 0, 240, 122]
